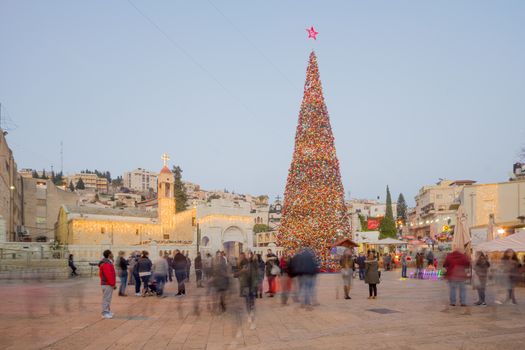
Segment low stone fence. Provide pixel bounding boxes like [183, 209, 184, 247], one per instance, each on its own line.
[0, 259, 69, 280]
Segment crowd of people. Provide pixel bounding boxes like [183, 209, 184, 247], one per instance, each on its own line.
[96, 246, 525, 321]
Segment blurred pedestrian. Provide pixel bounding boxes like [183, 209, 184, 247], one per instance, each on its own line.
[203, 252, 213, 280]
[185, 251, 191, 282]
[195, 252, 203, 288]
[130, 253, 141, 296]
[265, 249, 279, 297]
[137, 251, 153, 296]
[280, 252, 293, 305]
[291, 248, 318, 309]
[166, 252, 174, 282]
[152, 253, 169, 297]
[496, 249, 520, 305]
[116, 251, 128, 297]
[256, 253, 265, 298]
[473, 251, 490, 306]
[212, 251, 230, 313]
[401, 253, 408, 278]
[99, 249, 116, 319]
[365, 252, 380, 299]
[68, 254, 78, 276]
[173, 249, 188, 296]
[356, 253, 366, 280]
[443, 248, 470, 307]
[416, 252, 424, 279]
[340, 249, 354, 300]
[240, 250, 258, 330]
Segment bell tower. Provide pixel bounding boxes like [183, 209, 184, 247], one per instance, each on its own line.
[158, 153, 176, 231]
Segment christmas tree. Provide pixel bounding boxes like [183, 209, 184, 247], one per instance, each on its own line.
[278, 51, 351, 265]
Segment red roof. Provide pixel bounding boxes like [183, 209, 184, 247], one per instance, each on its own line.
[160, 166, 171, 174]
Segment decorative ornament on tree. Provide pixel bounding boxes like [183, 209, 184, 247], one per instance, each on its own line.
[306, 26, 319, 40]
[278, 51, 351, 269]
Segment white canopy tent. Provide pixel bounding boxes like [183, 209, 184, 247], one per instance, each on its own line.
[474, 230, 525, 253]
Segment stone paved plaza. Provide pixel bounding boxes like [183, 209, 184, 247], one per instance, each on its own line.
[0, 270, 524, 350]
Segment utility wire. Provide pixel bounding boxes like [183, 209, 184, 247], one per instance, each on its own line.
[126, 0, 257, 118]
[206, 0, 299, 90]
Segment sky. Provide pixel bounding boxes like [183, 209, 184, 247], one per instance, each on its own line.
[1, 0, 524, 206]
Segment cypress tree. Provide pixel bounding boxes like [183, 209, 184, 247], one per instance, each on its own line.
[379, 185, 397, 239]
[397, 193, 408, 223]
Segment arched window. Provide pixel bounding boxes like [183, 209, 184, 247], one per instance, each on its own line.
[201, 236, 210, 247]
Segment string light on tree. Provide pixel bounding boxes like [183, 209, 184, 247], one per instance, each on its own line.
[278, 51, 351, 267]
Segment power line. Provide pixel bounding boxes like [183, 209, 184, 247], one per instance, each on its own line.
[206, 0, 299, 90]
[126, 0, 257, 118]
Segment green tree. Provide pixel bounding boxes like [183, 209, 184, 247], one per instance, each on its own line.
[358, 213, 369, 231]
[69, 181, 75, 192]
[396, 193, 408, 222]
[32, 170, 39, 178]
[379, 185, 397, 239]
[41, 169, 48, 180]
[53, 171, 64, 186]
[76, 177, 85, 190]
[253, 223, 271, 233]
[172, 165, 188, 212]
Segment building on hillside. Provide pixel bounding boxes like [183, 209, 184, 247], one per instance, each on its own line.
[510, 162, 525, 181]
[268, 198, 283, 231]
[459, 179, 525, 245]
[0, 129, 22, 242]
[113, 192, 142, 208]
[346, 199, 397, 219]
[57, 161, 196, 257]
[21, 178, 78, 242]
[123, 168, 158, 192]
[66, 173, 109, 193]
[408, 179, 476, 238]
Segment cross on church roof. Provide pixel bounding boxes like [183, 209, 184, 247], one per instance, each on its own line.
[161, 153, 170, 167]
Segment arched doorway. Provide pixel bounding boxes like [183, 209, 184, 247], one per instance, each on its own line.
[222, 226, 244, 257]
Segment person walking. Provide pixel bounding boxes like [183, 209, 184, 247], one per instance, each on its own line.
[401, 253, 408, 278]
[152, 253, 169, 297]
[203, 252, 213, 281]
[265, 249, 279, 297]
[279, 253, 293, 305]
[99, 249, 116, 319]
[185, 251, 192, 283]
[130, 253, 141, 296]
[239, 250, 259, 330]
[416, 252, 424, 279]
[256, 253, 265, 298]
[68, 254, 78, 276]
[291, 248, 318, 309]
[443, 248, 471, 307]
[116, 251, 129, 297]
[473, 251, 490, 306]
[212, 251, 230, 313]
[195, 252, 203, 288]
[356, 253, 366, 280]
[496, 249, 520, 305]
[137, 251, 153, 296]
[365, 252, 380, 299]
[340, 249, 354, 300]
[173, 249, 188, 296]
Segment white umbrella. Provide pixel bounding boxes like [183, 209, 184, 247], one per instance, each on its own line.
[452, 205, 471, 252]
[486, 214, 496, 242]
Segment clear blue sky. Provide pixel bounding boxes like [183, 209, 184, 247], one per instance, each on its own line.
[1, 0, 524, 205]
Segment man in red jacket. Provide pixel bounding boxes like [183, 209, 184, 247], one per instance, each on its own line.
[99, 249, 116, 319]
[443, 248, 471, 307]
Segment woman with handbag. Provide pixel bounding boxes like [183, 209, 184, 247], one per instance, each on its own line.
[473, 251, 490, 306]
[340, 249, 354, 300]
[365, 252, 380, 299]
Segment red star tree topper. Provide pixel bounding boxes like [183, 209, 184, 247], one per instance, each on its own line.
[277, 51, 351, 267]
[306, 26, 319, 40]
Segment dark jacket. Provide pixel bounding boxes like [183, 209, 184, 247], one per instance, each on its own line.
[239, 258, 259, 293]
[474, 256, 490, 281]
[117, 256, 129, 277]
[290, 249, 318, 276]
[136, 256, 152, 273]
[173, 253, 187, 272]
[356, 256, 366, 269]
[364, 259, 380, 284]
[195, 255, 202, 271]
